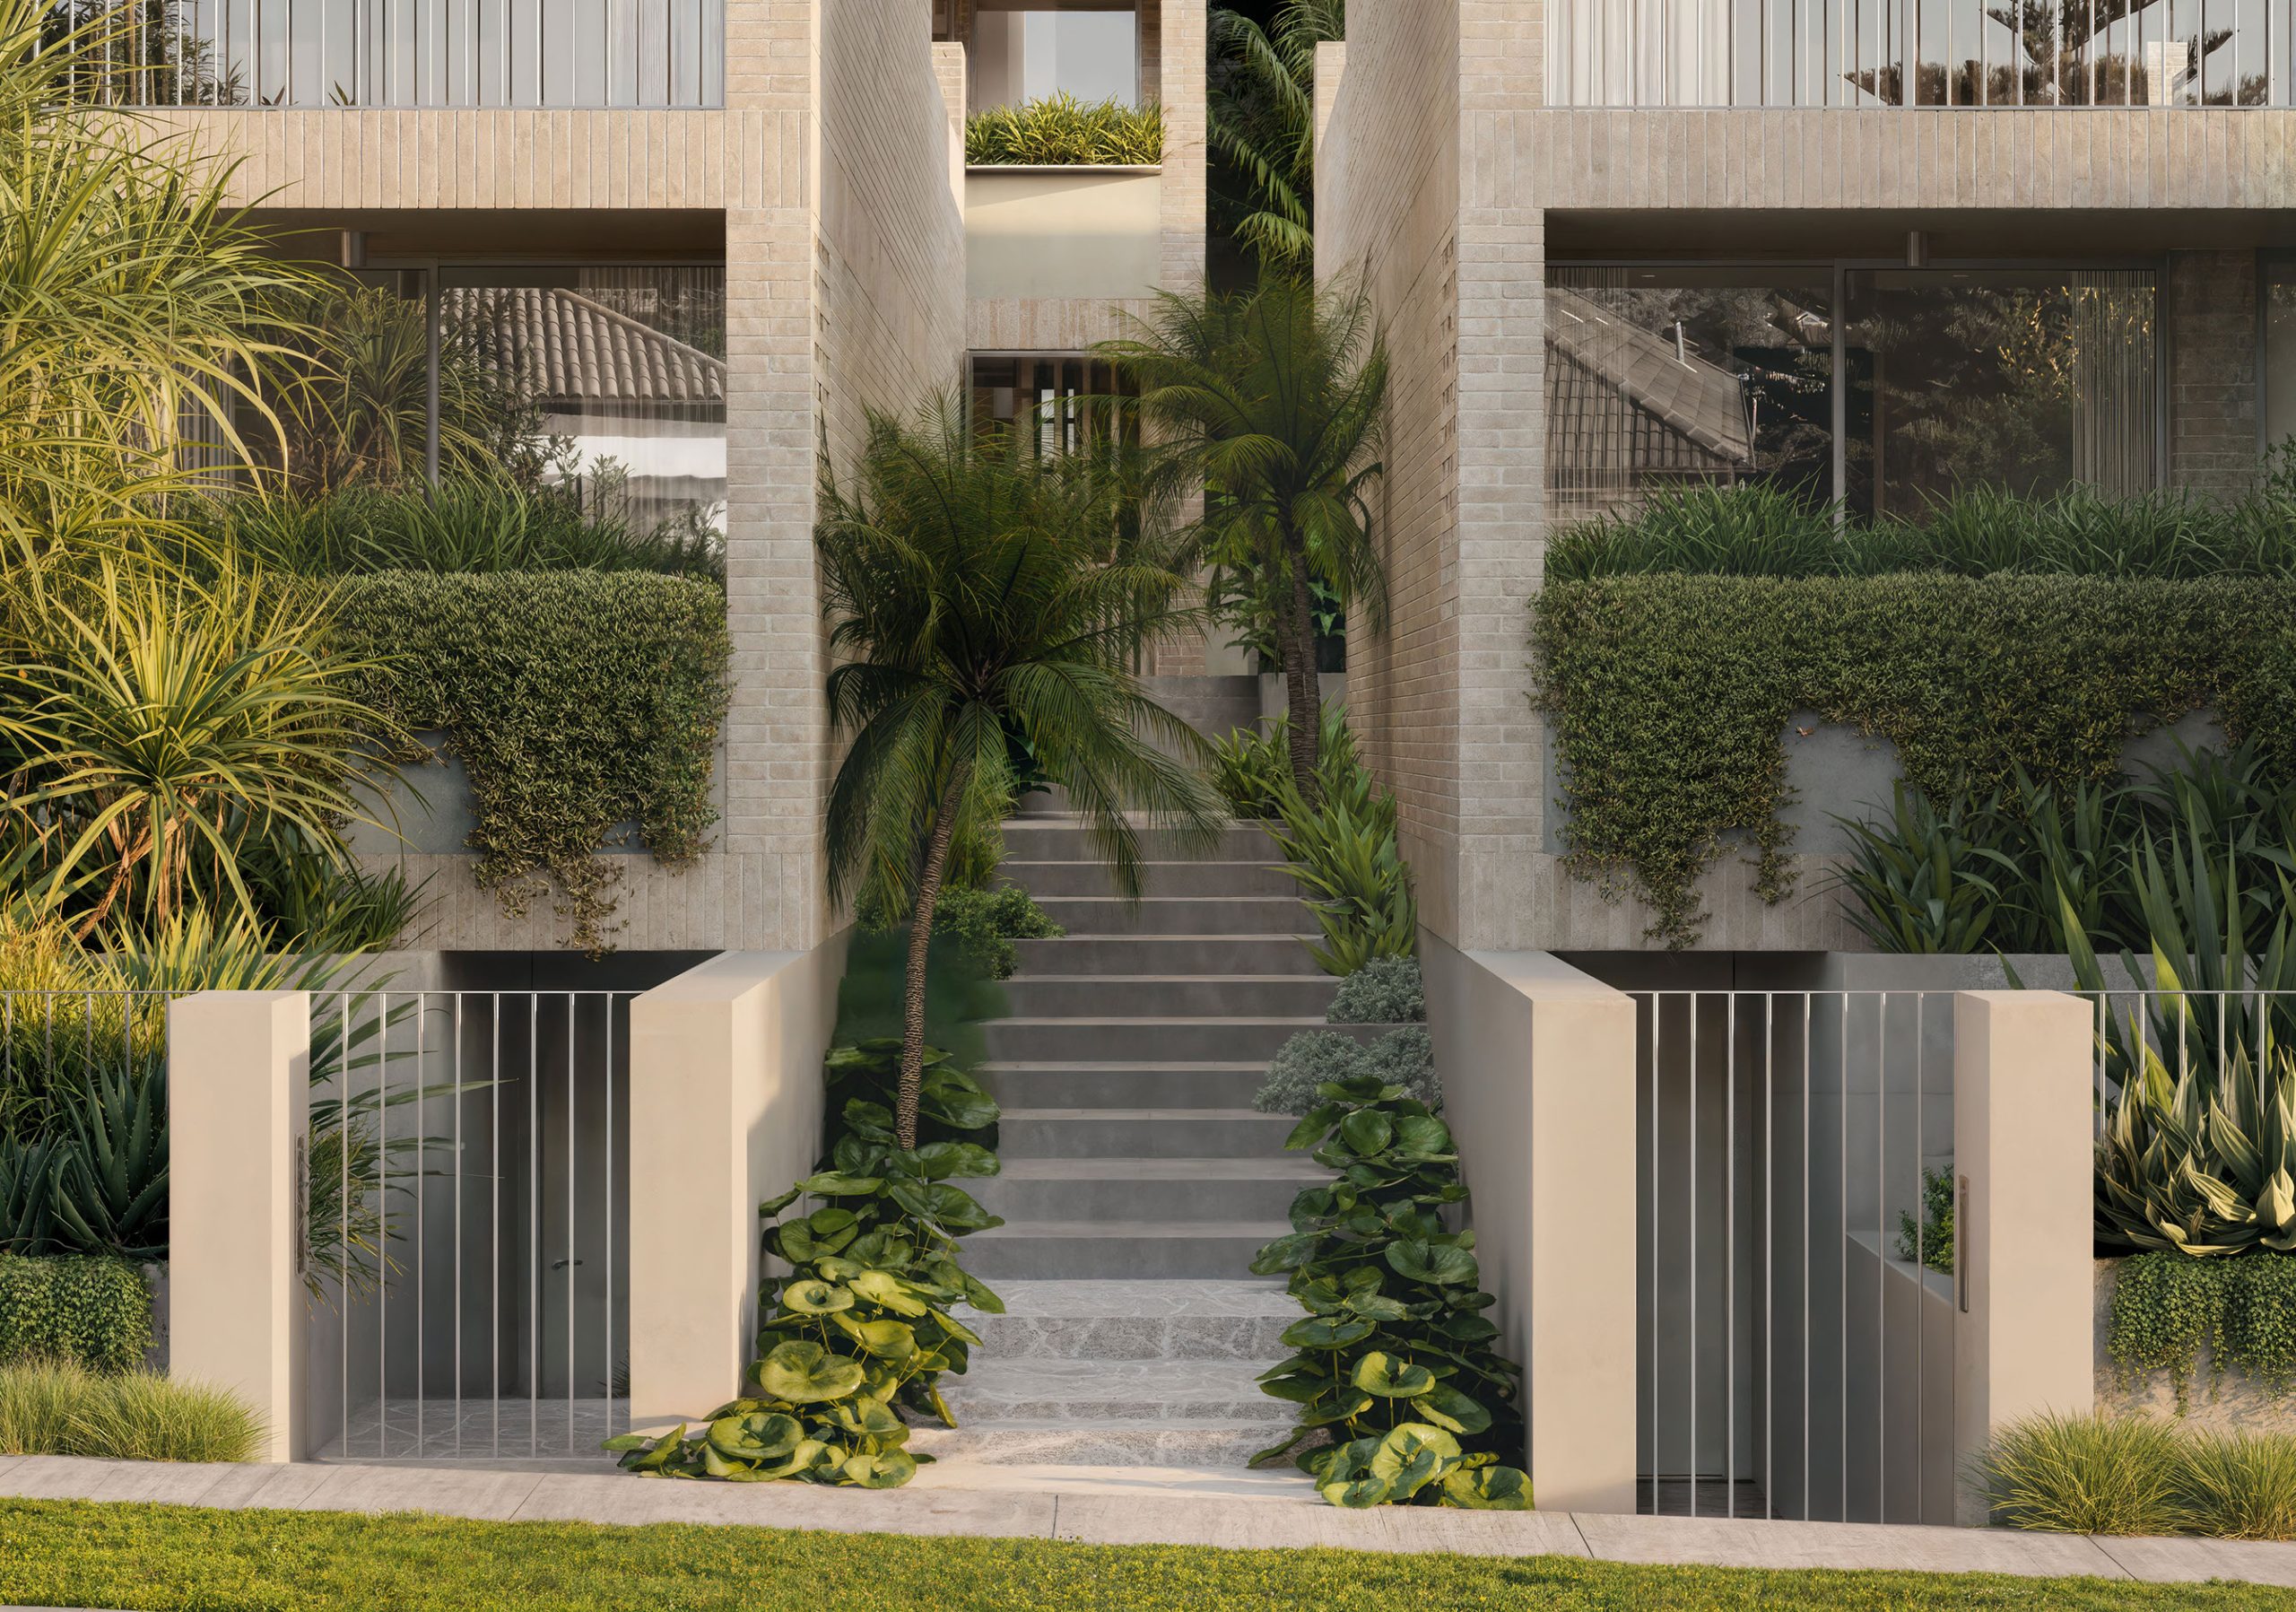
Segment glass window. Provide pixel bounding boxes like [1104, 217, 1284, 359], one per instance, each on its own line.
[1544, 266, 1835, 523]
[438, 266, 727, 536]
[972, 10, 1139, 109]
[1843, 269, 2157, 520]
[2263, 257, 2296, 457]
[968, 353, 1134, 458]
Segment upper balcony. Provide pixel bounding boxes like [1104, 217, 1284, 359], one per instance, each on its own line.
[55, 0, 722, 108]
[1546, 0, 2296, 108]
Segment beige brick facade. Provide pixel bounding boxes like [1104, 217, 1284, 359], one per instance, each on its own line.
[187, 0, 966, 953]
[1322, 5, 2286, 954]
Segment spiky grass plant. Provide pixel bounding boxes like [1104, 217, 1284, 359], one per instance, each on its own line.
[1982, 1412, 2195, 1536]
[2181, 1430, 2296, 1540]
[964, 93, 1163, 166]
[0, 1360, 263, 1462]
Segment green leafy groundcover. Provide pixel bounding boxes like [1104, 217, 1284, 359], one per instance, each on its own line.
[1251, 1076, 1530, 1509]
[2, 1501, 2287, 1611]
[331, 571, 731, 954]
[1533, 575, 2296, 946]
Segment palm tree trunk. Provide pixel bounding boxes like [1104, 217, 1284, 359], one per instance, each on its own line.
[898, 762, 974, 1151]
[1279, 540, 1323, 805]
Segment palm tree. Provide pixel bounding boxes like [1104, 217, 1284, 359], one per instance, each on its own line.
[1102, 275, 1387, 800]
[818, 396, 1226, 1149]
[1208, 0, 1343, 275]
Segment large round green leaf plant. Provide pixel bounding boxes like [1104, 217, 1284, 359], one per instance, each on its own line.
[1250, 1076, 1532, 1509]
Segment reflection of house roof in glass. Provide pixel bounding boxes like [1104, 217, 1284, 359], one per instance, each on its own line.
[442, 286, 726, 408]
[1545, 287, 1755, 475]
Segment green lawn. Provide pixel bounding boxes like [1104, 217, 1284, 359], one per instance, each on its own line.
[0, 1498, 2282, 1612]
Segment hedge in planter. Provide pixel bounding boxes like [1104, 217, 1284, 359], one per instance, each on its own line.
[332, 572, 731, 954]
[0, 1256, 152, 1374]
[1534, 574, 2296, 946]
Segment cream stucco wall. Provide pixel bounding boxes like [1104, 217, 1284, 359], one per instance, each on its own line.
[966, 169, 1164, 302]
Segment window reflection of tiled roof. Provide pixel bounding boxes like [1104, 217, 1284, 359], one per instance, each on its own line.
[1545, 286, 1756, 475]
[441, 286, 726, 408]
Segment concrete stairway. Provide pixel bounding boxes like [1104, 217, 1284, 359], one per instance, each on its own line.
[935, 771, 1341, 1468]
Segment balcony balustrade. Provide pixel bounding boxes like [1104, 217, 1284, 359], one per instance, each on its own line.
[1547, 0, 2294, 108]
[48, 0, 722, 108]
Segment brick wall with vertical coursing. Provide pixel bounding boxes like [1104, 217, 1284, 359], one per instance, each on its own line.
[1319, 0, 1464, 941]
[2169, 249, 2260, 499]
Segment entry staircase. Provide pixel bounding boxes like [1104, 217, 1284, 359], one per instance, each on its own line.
[916, 678, 1370, 1468]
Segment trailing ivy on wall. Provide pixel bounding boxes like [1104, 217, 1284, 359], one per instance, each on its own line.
[1532, 575, 2296, 946]
[2109, 1251, 2296, 1411]
[331, 572, 732, 954]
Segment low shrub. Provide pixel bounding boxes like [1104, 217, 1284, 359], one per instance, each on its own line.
[1983, 1411, 2196, 1536]
[1327, 956, 1423, 1024]
[331, 571, 732, 954]
[927, 885, 1064, 981]
[201, 479, 723, 582]
[965, 93, 1163, 165]
[1265, 715, 1417, 977]
[1892, 1166, 1952, 1277]
[0, 1359, 264, 1461]
[1252, 1026, 1438, 1116]
[1249, 1076, 1529, 1510]
[0, 1256, 152, 1373]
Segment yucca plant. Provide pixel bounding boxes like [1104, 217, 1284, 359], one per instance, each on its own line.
[964, 92, 1164, 166]
[0, 554, 398, 937]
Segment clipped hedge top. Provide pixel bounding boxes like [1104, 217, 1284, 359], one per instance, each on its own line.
[330, 570, 731, 954]
[1533, 572, 2296, 946]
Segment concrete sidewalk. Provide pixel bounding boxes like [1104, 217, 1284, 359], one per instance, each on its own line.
[4, 1453, 2296, 1589]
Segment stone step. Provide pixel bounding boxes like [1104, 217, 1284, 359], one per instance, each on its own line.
[984, 1017, 1377, 1064]
[979, 1063, 1271, 1110]
[1031, 896, 1315, 937]
[998, 1108, 1295, 1160]
[962, 1279, 1297, 1361]
[908, 1425, 1309, 1472]
[1004, 859, 1300, 900]
[1002, 974, 1339, 1021]
[937, 1357, 1292, 1425]
[971, 1157, 1322, 1222]
[961, 1219, 1290, 1280]
[1011, 934, 1323, 977]
[1000, 821, 1283, 865]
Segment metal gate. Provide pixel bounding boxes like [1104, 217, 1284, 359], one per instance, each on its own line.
[306, 989, 636, 1462]
[1634, 989, 1957, 1521]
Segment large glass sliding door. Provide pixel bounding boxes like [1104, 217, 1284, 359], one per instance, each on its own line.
[1546, 262, 2161, 521]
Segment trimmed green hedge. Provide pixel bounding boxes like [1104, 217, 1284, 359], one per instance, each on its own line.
[333, 572, 732, 954]
[0, 1255, 152, 1373]
[1533, 575, 2296, 946]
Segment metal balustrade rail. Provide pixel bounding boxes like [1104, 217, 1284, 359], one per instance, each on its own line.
[308, 988, 636, 1463]
[48, 0, 724, 108]
[1549, 0, 2294, 108]
[1634, 989, 1957, 1523]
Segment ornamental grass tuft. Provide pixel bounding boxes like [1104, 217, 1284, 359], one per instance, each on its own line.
[0, 1359, 264, 1462]
[1983, 1411, 2195, 1537]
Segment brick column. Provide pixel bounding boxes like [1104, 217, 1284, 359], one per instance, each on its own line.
[2168, 249, 2260, 498]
